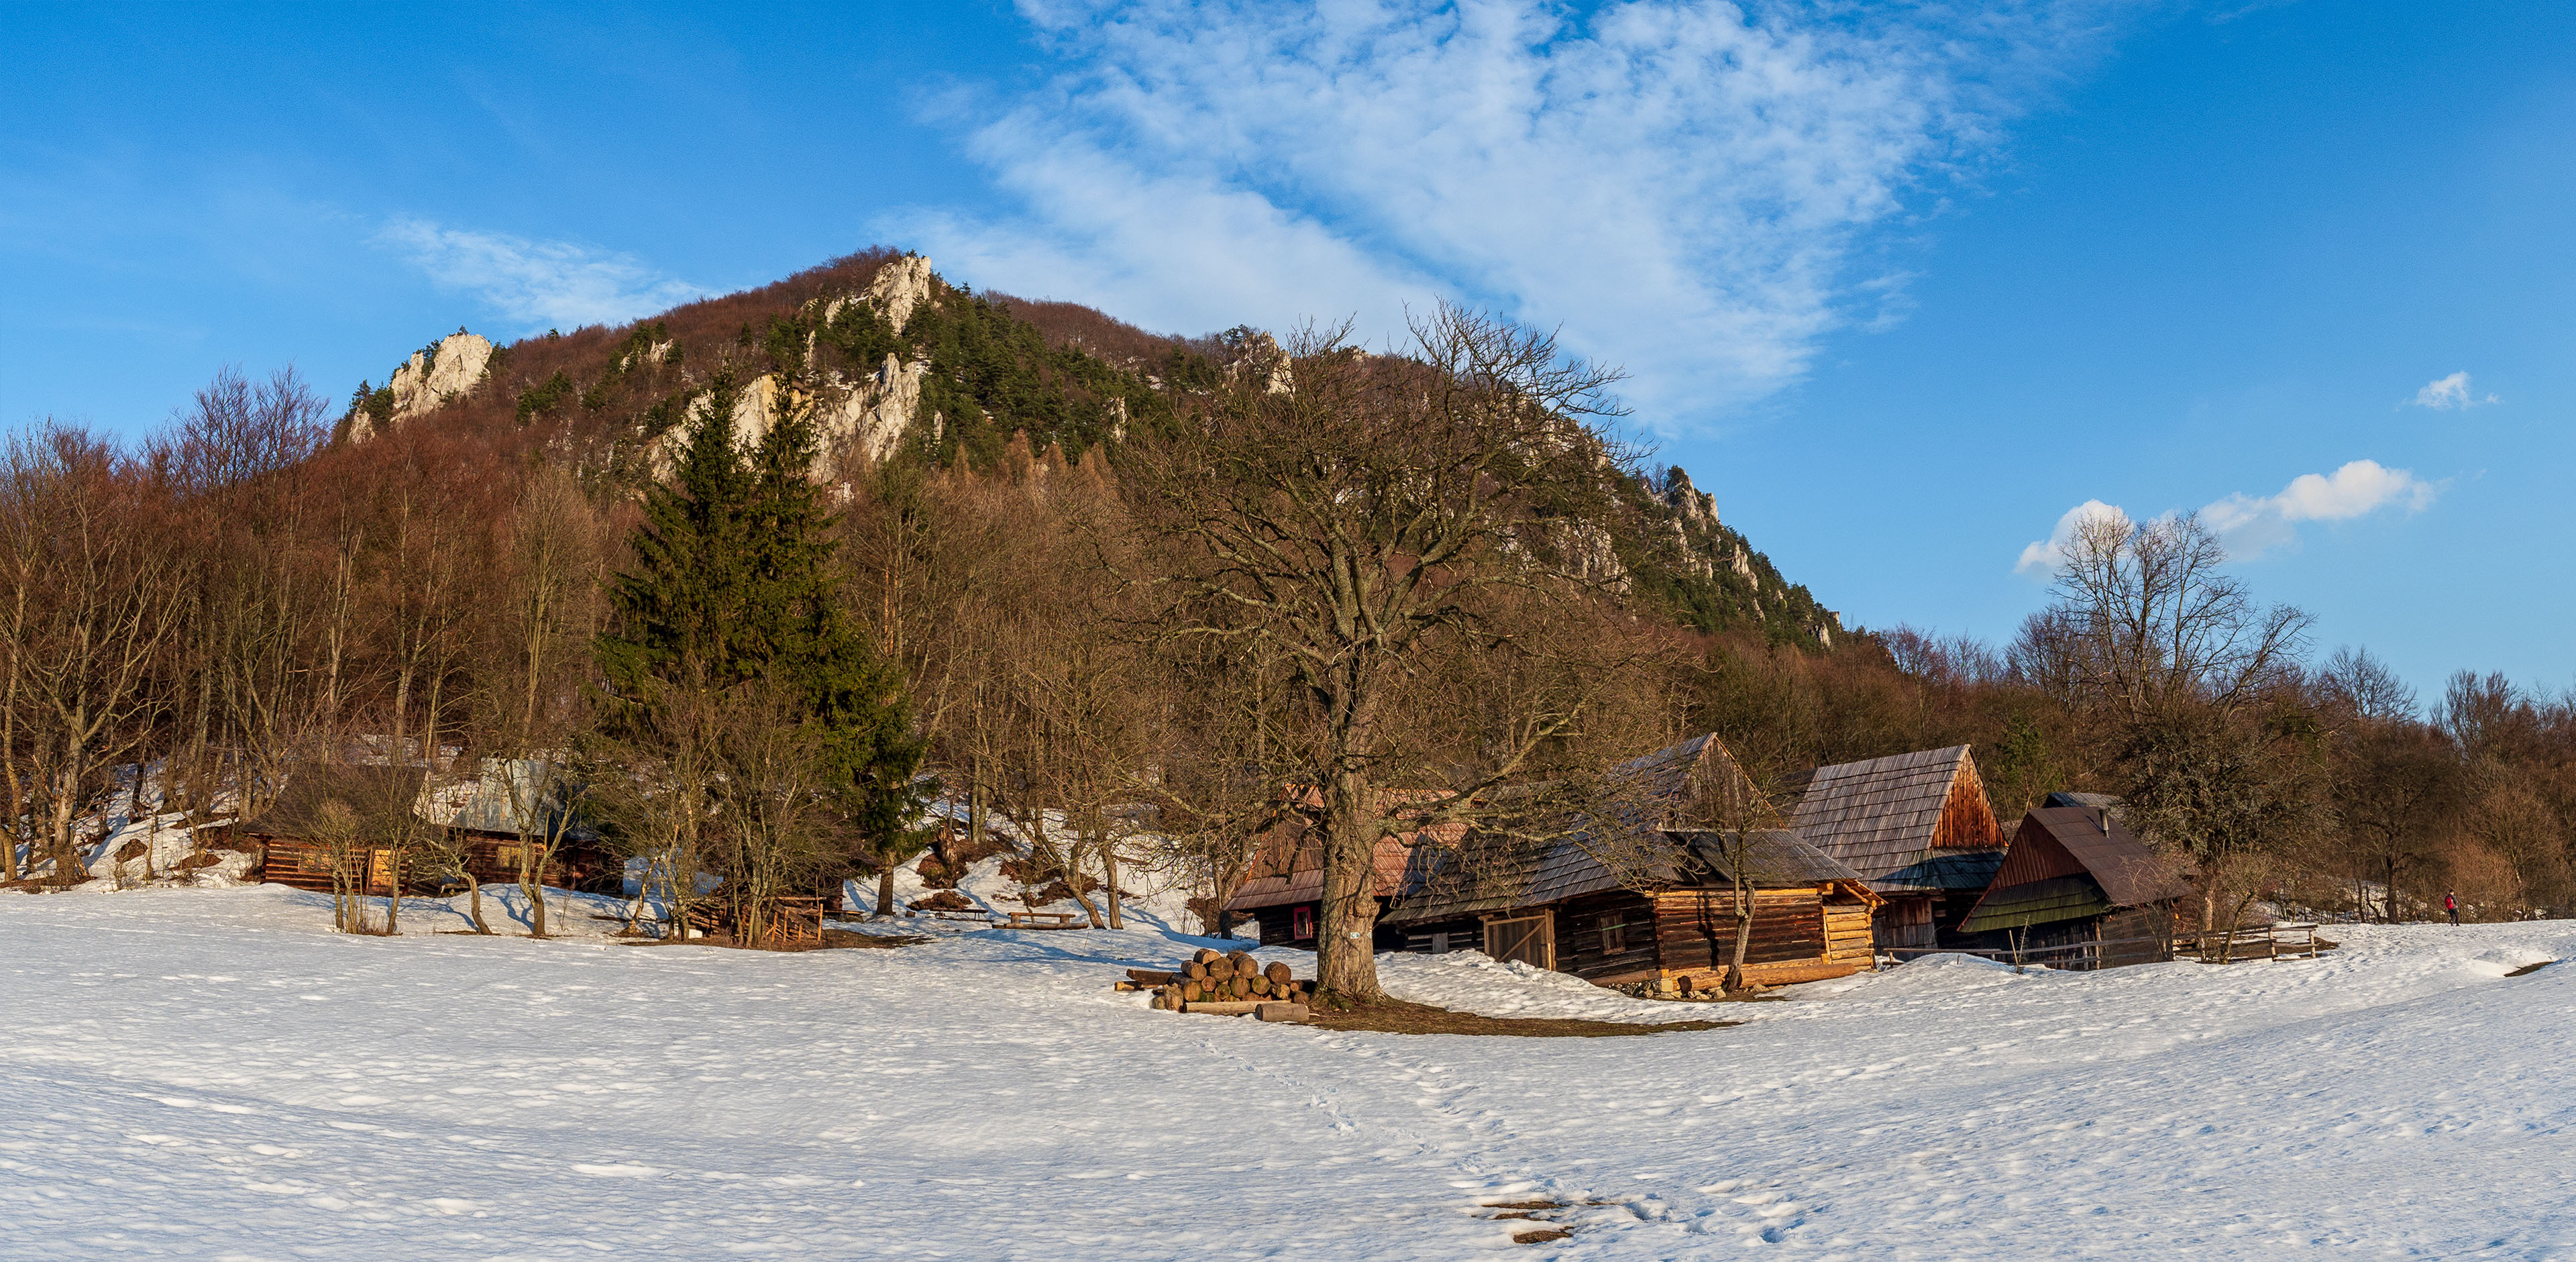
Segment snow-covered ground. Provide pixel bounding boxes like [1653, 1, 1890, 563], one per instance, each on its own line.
[2, 888, 2570, 1260]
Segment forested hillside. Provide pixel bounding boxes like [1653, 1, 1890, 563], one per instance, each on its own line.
[343, 249, 1844, 652]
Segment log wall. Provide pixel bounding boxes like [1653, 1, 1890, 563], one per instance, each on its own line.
[1558, 890, 1662, 983]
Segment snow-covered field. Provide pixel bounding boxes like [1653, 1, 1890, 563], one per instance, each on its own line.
[2, 888, 2570, 1260]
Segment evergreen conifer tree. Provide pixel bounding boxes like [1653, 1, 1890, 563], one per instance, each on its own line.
[598, 370, 925, 870]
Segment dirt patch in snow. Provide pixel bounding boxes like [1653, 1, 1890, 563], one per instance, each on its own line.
[1305, 998, 1734, 1038]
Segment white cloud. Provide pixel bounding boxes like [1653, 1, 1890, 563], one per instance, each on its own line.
[2203, 459, 2437, 558]
[892, 1, 2119, 430]
[2020, 461, 2440, 574]
[2015, 498, 2127, 577]
[376, 217, 706, 331]
[2408, 370, 2497, 410]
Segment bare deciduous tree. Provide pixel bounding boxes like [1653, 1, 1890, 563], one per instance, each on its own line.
[1127, 305, 1633, 1002]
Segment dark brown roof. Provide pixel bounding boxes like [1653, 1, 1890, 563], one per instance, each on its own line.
[241, 765, 427, 837]
[1784, 745, 2000, 894]
[1382, 734, 1779, 925]
[1224, 834, 1424, 910]
[2022, 806, 2185, 908]
[1957, 806, 2188, 932]
[1221, 789, 1468, 912]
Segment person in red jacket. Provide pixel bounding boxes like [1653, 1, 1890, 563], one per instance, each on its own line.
[2446, 890, 2459, 927]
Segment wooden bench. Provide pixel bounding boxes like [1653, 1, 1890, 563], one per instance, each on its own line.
[1006, 910, 1081, 931]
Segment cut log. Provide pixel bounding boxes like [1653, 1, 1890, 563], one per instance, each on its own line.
[1264, 961, 1292, 985]
[1193, 947, 1222, 965]
[1226, 950, 1255, 973]
[1182, 982, 1203, 1002]
[1256, 1002, 1310, 1023]
[1186, 961, 1208, 980]
[1228, 977, 1251, 999]
[1185, 1001, 1260, 1015]
[1126, 968, 1179, 986]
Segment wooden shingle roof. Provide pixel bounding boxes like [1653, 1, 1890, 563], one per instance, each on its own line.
[1382, 733, 1778, 925]
[1671, 829, 1872, 889]
[1784, 745, 2002, 895]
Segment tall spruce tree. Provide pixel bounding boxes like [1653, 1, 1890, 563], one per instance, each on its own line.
[598, 370, 925, 867]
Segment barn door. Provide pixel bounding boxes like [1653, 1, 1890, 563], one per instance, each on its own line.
[1483, 913, 1555, 971]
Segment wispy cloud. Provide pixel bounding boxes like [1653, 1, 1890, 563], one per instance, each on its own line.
[376, 217, 705, 330]
[2408, 370, 2497, 410]
[892, 1, 2122, 430]
[2018, 460, 2440, 575]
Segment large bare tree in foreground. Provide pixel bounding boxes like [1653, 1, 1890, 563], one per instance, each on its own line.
[1127, 307, 1633, 1002]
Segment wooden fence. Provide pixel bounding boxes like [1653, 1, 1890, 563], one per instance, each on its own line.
[2178, 922, 2328, 963]
[1883, 921, 2330, 971]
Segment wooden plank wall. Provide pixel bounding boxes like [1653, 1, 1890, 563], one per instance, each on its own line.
[1931, 760, 2002, 849]
[1651, 888, 1829, 973]
[258, 835, 570, 896]
[1823, 896, 1875, 966]
[1558, 890, 1662, 982]
[1874, 897, 1937, 951]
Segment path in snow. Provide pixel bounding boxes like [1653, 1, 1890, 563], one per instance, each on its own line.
[1, 886, 2570, 1259]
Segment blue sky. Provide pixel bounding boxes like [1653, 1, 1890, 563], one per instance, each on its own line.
[5, 1, 2569, 704]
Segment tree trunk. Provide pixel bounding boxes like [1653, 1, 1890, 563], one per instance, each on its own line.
[1098, 820, 1124, 931]
[463, 872, 492, 934]
[876, 865, 898, 920]
[1725, 880, 1754, 992]
[1316, 768, 1385, 1002]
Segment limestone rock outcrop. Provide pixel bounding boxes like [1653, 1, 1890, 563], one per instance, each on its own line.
[655, 256, 940, 480]
[354, 331, 492, 441]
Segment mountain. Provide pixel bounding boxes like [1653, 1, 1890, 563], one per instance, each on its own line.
[340, 248, 1843, 649]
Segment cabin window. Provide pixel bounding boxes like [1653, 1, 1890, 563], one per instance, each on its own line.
[1430, 931, 1451, 955]
[1599, 916, 1627, 955]
[496, 845, 523, 868]
[1290, 905, 1315, 941]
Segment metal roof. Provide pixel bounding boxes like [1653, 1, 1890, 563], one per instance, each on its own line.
[2019, 805, 2184, 909]
[1784, 745, 2001, 894]
[1957, 875, 2112, 933]
[1956, 806, 2189, 932]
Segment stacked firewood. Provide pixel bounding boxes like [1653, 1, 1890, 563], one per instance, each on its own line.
[1122, 948, 1315, 1011]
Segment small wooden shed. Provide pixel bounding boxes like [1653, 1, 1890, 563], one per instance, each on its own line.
[1223, 790, 1460, 950]
[246, 760, 610, 895]
[1956, 804, 2190, 969]
[1782, 745, 2006, 951]
[243, 765, 429, 894]
[1381, 735, 1884, 989]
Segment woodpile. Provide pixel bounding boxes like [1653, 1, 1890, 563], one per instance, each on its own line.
[1120, 948, 1315, 1020]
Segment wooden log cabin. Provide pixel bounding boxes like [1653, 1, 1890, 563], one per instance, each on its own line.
[1379, 734, 1884, 990]
[1781, 745, 2007, 952]
[1955, 802, 2190, 969]
[246, 760, 612, 895]
[1224, 790, 1459, 951]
